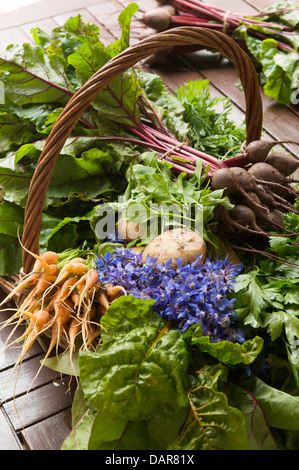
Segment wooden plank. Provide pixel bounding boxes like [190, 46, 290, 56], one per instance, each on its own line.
[244, 0, 278, 10]
[20, 17, 59, 42]
[0, 26, 33, 52]
[21, 408, 72, 450]
[3, 377, 73, 431]
[0, 0, 100, 30]
[0, 353, 61, 402]
[53, 8, 101, 27]
[86, 0, 124, 38]
[0, 406, 23, 450]
[192, 0, 257, 15]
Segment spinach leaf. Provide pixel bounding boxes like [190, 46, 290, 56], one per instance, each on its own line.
[88, 415, 160, 450]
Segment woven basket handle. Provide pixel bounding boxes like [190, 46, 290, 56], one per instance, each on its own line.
[22, 26, 263, 273]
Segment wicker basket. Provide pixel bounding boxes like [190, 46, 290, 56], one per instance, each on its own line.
[1, 26, 263, 302]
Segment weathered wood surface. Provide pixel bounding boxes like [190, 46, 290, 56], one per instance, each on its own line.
[0, 0, 298, 450]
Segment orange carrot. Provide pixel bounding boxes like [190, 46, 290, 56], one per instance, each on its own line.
[66, 257, 86, 264]
[32, 297, 76, 383]
[71, 269, 99, 313]
[105, 283, 127, 297]
[81, 302, 97, 349]
[54, 277, 78, 304]
[79, 270, 99, 297]
[20, 244, 58, 275]
[68, 315, 82, 364]
[32, 277, 55, 300]
[16, 309, 52, 343]
[0, 272, 42, 306]
[33, 251, 58, 269]
[45, 289, 59, 313]
[52, 296, 74, 325]
[54, 262, 88, 286]
[97, 303, 108, 317]
[84, 322, 101, 350]
[71, 291, 80, 308]
[3, 309, 52, 386]
[95, 289, 110, 310]
[1, 285, 42, 334]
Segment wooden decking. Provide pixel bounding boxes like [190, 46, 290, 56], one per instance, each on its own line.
[0, 0, 298, 450]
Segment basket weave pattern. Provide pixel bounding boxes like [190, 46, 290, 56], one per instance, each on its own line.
[21, 27, 263, 273]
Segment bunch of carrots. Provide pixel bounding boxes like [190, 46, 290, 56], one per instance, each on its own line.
[0, 248, 125, 381]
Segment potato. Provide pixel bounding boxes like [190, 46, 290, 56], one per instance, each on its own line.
[130, 246, 145, 254]
[117, 220, 145, 241]
[142, 228, 206, 268]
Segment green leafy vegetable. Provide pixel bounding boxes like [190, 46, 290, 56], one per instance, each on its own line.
[61, 295, 264, 450]
[79, 295, 190, 421]
[171, 364, 248, 450]
[0, 201, 24, 275]
[184, 323, 264, 365]
[92, 153, 233, 251]
[175, 79, 246, 158]
[234, 210, 299, 386]
[240, 375, 299, 431]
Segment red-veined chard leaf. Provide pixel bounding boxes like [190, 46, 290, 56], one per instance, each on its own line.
[1, 137, 127, 206]
[0, 111, 39, 153]
[62, 404, 161, 451]
[239, 375, 299, 431]
[32, 14, 103, 52]
[225, 380, 278, 450]
[61, 384, 97, 451]
[234, 26, 299, 105]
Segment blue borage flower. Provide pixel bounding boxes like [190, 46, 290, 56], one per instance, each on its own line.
[95, 247, 245, 343]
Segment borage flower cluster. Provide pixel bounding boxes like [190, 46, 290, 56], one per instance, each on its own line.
[95, 247, 246, 343]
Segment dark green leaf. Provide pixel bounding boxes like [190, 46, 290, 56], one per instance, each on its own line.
[0, 201, 24, 275]
[0, 43, 74, 105]
[79, 295, 190, 421]
[171, 364, 247, 450]
[240, 375, 299, 431]
[185, 324, 264, 365]
[225, 381, 278, 450]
